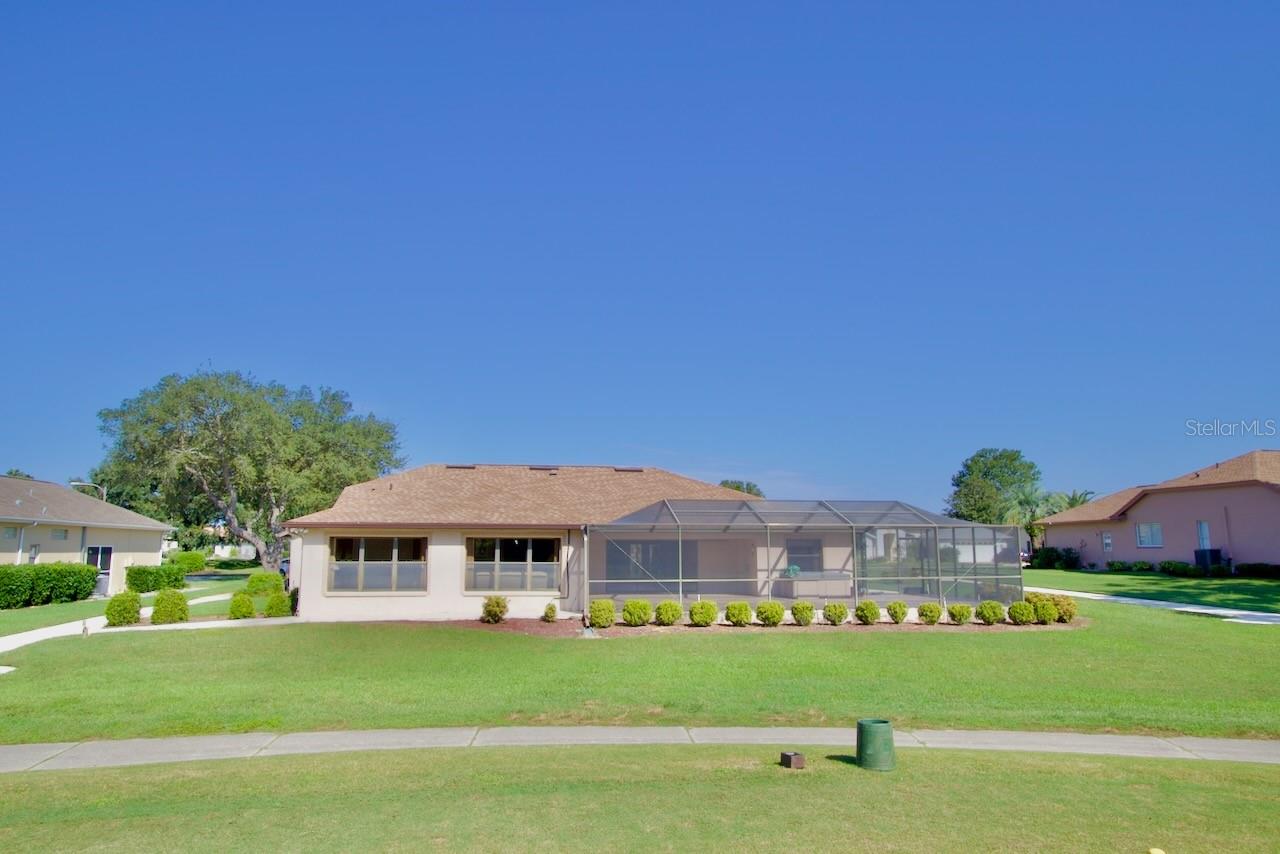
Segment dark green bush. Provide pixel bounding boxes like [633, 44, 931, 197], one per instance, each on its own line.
[1159, 560, 1201, 577]
[1058, 548, 1081, 569]
[588, 599, 616, 629]
[1130, 561, 1154, 572]
[208, 557, 260, 571]
[1050, 594, 1077, 623]
[151, 588, 189, 624]
[974, 600, 1005, 625]
[169, 550, 206, 572]
[790, 601, 815, 626]
[1030, 547, 1062, 569]
[886, 601, 907, 624]
[0, 565, 34, 609]
[621, 599, 653, 627]
[823, 602, 848, 626]
[228, 592, 255, 619]
[1034, 600, 1059, 625]
[1104, 560, 1130, 572]
[1236, 563, 1280, 579]
[263, 591, 291, 617]
[917, 602, 941, 625]
[689, 600, 717, 627]
[542, 602, 557, 622]
[126, 565, 186, 593]
[724, 601, 753, 627]
[289, 587, 300, 615]
[654, 600, 682, 626]
[1007, 601, 1035, 625]
[947, 603, 973, 625]
[755, 601, 784, 627]
[245, 572, 285, 595]
[854, 600, 880, 625]
[0, 563, 98, 608]
[480, 595, 509, 623]
[104, 590, 142, 626]
[1207, 563, 1231, 578]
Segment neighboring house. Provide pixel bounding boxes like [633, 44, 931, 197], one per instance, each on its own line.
[286, 464, 1021, 621]
[1038, 450, 1280, 567]
[0, 475, 171, 593]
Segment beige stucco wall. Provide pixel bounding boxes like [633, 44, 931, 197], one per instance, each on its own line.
[0, 523, 164, 594]
[293, 527, 583, 621]
[1043, 484, 1280, 566]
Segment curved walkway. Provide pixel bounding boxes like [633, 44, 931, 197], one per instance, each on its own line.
[1024, 586, 1280, 625]
[1, 725, 1276, 773]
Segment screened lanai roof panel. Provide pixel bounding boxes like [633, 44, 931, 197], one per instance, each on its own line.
[598, 499, 984, 530]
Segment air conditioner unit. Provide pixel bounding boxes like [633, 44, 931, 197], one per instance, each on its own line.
[1194, 548, 1222, 569]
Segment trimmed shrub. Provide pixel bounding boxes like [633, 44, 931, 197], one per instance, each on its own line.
[126, 564, 186, 593]
[917, 602, 941, 625]
[1106, 560, 1131, 572]
[823, 602, 848, 626]
[689, 600, 717, 627]
[1059, 548, 1082, 569]
[0, 565, 34, 609]
[1130, 560, 1154, 572]
[104, 590, 142, 626]
[1024, 590, 1051, 608]
[756, 601, 784, 627]
[1034, 599, 1059, 625]
[263, 591, 291, 617]
[151, 588, 189, 624]
[1236, 562, 1280, 579]
[886, 600, 907, 624]
[790, 601, 815, 626]
[588, 599, 616, 629]
[654, 600, 682, 626]
[1029, 547, 1062, 569]
[1007, 600, 1035, 625]
[947, 603, 973, 625]
[228, 592, 255, 619]
[1, 563, 99, 608]
[1159, 560, 1200, 577]
[621, 599, 653, 627]
[975, 600, 1005, 625]
[169, 550, 206, 572]
[1208, 563, 1231, 578]
[1050, 594, 1077, 623]
[245, 572, 285, 596]
[542, 602, 557, 623]
[724, 601, 753, 627]
[480, 595, 508, 624]
[854, 600, 880, 625]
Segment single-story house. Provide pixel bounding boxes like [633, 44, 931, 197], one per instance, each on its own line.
[1, 475, 170, 593]
[1038, 449, 1280, 567]
[286, 464, 1022, 621]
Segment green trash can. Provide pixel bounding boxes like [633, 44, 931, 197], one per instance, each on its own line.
[856, 719, 895, 771]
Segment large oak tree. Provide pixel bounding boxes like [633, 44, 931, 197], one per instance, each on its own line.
[97, 371, 403, 571]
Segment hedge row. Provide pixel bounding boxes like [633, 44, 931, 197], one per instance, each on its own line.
[0, 563, 98, 609]
[125, 565, 187, 593]
[1104, 560, 1280, 579]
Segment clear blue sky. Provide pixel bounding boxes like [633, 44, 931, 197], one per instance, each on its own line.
[3, 3, 1277, 511]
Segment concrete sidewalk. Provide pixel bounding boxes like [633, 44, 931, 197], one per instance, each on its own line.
[2, 726, 1277, 773]
[1024, 586, 1280, 625]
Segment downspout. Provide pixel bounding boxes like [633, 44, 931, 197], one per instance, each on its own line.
[582, 525, 590, 622]
[16, 521, 38, 563]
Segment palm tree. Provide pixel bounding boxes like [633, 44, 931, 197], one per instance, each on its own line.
[1003, 485, 1061, 549]
[1060, 489, 1096, 509]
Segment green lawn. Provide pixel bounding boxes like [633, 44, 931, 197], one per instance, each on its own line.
[1, 600, 1276, 743]
[0, 580, 245, 637]
[1024, 568, 1280, 613]
[0, 746, 1276, 852]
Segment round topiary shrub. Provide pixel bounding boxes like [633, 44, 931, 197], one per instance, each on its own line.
[171, 550, 206, 573]
[947, 603, 972, 626]
[104, 590, 142, 627]
[588, 599, 616, 629]
[689, 600, 717, 627]
[755, 601, 784, 627]
[1024, 591, 1051, 608]
[263, 591, 291, 617]
[790, 601, 815, 626]
[823, 602, 849, 625]
[724, 601, 753, 627]
[1034, 600, 1059, 625]
[917, 602, 941, 625]
[245, 572, 285, 596]
[228, 591, 255, 620]
[542, 602, 557, 623]
[1051, 594, 1077, 623]
[886, 600, 907, 624]
[854, 600, 880, 625]
[151, 589, 189, 625]
[975, 600, 1005, 625]
[654, 600, 682, 626]
[480, 595, 509, 624]
[1007, 601, 1035, 625]
[621, 599, 653, 627]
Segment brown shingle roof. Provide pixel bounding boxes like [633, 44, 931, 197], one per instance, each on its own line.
[0, 476, 171, 531]
[1039, 450, 1280, 526]
[286, 464, 757, 528]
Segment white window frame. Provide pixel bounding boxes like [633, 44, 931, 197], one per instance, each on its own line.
[1101, 532, 1113, 553]
[465, 534, 563, 595]
[325, 536, 429, 595]
[1135, 522, 1163, 548]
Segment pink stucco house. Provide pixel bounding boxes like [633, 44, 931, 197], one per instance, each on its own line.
[1038, 450, 1280, 568]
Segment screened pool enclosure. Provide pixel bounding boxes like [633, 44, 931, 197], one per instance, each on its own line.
[586, 499, 1022, 607]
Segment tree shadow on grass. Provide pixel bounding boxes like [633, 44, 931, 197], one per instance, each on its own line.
[825, 754, 858, 766]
